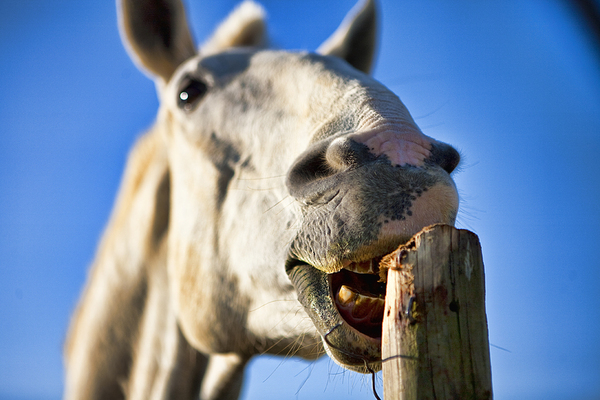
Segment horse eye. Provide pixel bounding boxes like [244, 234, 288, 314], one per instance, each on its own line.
[178, 78, 208, 111]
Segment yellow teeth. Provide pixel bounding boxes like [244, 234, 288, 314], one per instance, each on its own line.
[353, 292, 385, 319]
[336, 285, 385, 321]
[344, 259, 378, 274]
[337, 285, 358, 305]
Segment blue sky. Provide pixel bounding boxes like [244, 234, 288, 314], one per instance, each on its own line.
[1, 1, 599, 399]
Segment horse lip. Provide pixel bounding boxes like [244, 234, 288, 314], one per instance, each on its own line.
[286, 259, 382, 371]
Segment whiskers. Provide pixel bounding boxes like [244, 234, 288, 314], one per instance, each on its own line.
[235, 174, 287, 182]
[255, 354, 383, 400]
[232, 174, 287, 193]
[322, 323, 416, 400]
[248, 299, 323, 360]
[412, 99, 450, 121]
[231, 172, 301, 219]
[445, 154, 484, 232]
[265, 195, 296, 216]
[454, 185, 483, 232]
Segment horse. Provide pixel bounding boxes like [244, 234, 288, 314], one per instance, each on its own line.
[64, 0, 460, 398]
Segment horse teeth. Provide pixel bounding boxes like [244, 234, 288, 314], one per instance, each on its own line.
[345, 259, 378, 274]
[337, 285, 386, 321]
[352, 293, 385, 319]
[337, 285, 358, 306]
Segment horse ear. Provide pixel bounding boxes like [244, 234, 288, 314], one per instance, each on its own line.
[201, 1, 267, 55]
[118, 0, 197, 83]
[317, 0, 378, 74]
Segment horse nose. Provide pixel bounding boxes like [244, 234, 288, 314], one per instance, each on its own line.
[286, 131, 460, 203]
[326, 133, 460, 174]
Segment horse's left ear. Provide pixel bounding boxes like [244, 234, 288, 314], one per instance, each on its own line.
[118, 0, 197, 84]
[317, 0, 378, 74]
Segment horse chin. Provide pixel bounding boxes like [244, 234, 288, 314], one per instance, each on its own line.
[286, 260, 384, 373]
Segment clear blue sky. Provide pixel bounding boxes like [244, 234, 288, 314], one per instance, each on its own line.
[1, 1, 599, 399]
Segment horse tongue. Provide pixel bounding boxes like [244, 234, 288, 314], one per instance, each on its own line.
[335, 285, 385, 334]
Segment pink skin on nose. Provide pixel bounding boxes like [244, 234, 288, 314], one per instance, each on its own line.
[349, 126, 433, 167]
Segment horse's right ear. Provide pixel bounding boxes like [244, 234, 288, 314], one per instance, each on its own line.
[118, 0, 197, 84]
[317, 0, 377, 75]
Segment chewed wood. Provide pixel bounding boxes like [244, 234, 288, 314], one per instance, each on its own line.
[381, 224, 492, 400]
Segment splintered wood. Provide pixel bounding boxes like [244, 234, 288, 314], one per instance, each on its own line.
[380, 224, 492, 400]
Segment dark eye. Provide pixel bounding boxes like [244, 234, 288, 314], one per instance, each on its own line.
[178, 78, 208, 111]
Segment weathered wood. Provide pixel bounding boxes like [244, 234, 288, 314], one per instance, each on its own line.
[380, 224, 492, 400]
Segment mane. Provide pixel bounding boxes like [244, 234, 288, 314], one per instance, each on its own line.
[201, 0, 267, 55]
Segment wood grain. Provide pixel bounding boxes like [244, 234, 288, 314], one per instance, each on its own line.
[380, 224, 492, 400]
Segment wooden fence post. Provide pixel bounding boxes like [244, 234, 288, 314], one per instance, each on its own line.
[380, 224, 492, 400]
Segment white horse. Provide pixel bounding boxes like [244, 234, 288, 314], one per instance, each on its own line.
[64, 0, 460, 399]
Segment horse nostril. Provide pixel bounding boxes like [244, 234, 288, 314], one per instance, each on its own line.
[289, 142, 330, 184]
[429, 142, 461, 174]
[325, 137, 376, 170]
[286, 138, 336, 201]
[286, 136, 374, 202]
